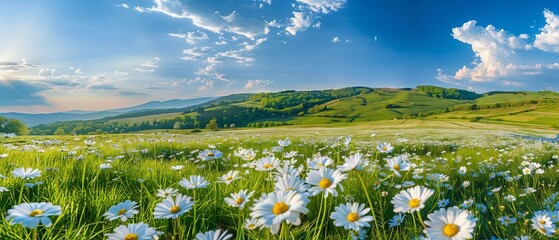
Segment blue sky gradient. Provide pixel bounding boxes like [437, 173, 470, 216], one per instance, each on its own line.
[1, 0, 559, 112]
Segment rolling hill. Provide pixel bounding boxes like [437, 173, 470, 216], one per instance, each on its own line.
[27, 85, 559, 135]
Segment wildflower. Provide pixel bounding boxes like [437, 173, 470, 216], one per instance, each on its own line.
[254, 156, 281, 172]
[244, 218, 264, 230]
[458, 166, 467, 175]
[498, 216, 517, 226]
[103, 200, 139, 222]
[179, 175, 210, 189]
[170, 165, 183, 171]
[11, 167, 41, 180]
[234, 148, 257, 161]
[225, 190, 254, 209]
[106, 222, 161, 240]
[385, 155, 411, 177]
[153, 194, 194, 219]
[308, 156, 334, 169]
[274, 175, 310, 195]
[195, 229, 233, 240]
[198, 149, 223, 161]
[156, 188, 178, 198]
[338, 152, 367, 172]
[6, 202, 62, 228]
[277, 139, 291, 147]
[388, 213, 405, 228]
[424, 207, 477, 239]
[392, 186, 434, 213]
[100, 163, 112, 169]
[250, 191, 309, 234]
[217, 170, 241, 185]
[330, 202, 374, 231]
[377, 142, 394, 153]
[306, 168, 347, 198]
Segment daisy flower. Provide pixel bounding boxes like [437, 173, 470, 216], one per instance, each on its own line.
[330, 202, 374, 231]
[179, 175, 210, 189]
[274, 175, 310, 195]
[234, 148, 257, 161]
[103, 200, 139, 222]
[156, 188, 178, 198]
[306, 168, 347, 198]
[244, 218, 264, 230]
[424, 207, 477, 240]
[498, 216, 517, 226]
[308, 156, 334, 169]
[198, 149, 222, 161]
[6, 202, 62, 228]
[225, 190, 254, 209]
[11, 167, 41, 180]
[377, 142, 394, 153]
[106, 222, 161, 240]
[100, 163, 112, 169]
[391, 186, 434, 213]
[388, 213, 405, 228]
[385, 155, 411, 177]
[254, 156, 281, 172]
[337, 152, 367, 172]
[277, 139, 291, 147]
[250, 190, 309, 234]
[153, 194, 194, 219]
[217, 170, 241, 185]
[170, 165, 183, 171]
[195, 229, 233, 240]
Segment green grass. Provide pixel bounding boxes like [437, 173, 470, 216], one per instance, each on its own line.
[1, 121, 558, 239]
[109, 113, 183, 124]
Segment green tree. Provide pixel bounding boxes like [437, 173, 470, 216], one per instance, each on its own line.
[205, 118, 219, 131]
[54, 128, 66, 135]
[0, 117, 29, 135]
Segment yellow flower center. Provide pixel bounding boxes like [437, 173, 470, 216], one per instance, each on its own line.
[539, 220, 546, 224]
[236, 198, 245, 205]
[124, 233, 138, 240]
[118, 209, 126, 215]
[393, 164, 400, 171]
[29, 209, 43, 217]
[346, 212, 359, 222]
[264, 163, 273, 169]
[317, 163, 324, 167]
[442, 223, 460, 237]
[170, 205, 181, 214]
[383, 147, 388, 151]
[319, 178, 332, 189]
[207, 152, 215, 157]
[248, 224, 255, 229]
[408, 198, 421, 208]
[272, 202, 289, 215]
[226, 176, 233, 181]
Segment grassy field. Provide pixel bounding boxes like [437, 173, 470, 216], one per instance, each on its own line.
[1, 120, 558, 239]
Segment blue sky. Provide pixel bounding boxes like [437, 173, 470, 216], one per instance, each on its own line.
[1, 0, 559, 113]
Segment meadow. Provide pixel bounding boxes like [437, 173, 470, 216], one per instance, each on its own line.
[0, 122, 558, 239]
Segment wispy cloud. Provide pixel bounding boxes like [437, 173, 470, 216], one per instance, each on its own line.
[134, 57, 160, 72]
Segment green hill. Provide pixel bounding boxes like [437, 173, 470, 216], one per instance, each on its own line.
[29, 86, 559, 135]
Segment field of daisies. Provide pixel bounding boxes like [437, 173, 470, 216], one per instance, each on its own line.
[0, 132, 558, 240]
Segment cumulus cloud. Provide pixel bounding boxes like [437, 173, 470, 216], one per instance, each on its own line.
[118, 3, 129, 8]
[134, 57, 160, 72]
[182, 47, 210, 61]
[332, 36, 339, 43]
[451, 20, 530, 82]
[296, 0, 347, 14]
[286, 12, 312, 35]
[534, 9, 559, 52]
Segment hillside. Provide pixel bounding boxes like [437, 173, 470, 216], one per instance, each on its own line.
[28, 85, 529, 135]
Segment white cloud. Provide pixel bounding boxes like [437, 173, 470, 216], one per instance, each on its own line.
[285, 12, 312, 35]
[332, 36, 339, 43]
[244, 79, 272, 90]
[118, 3, 129, 8]
[198, 79, 214, 91]
[134, 57, 161, 72]
[535, 9, 559, 52]
[451, 20, 530, 81]
[502, 80, 523, 87]
[243, 38, 267, 51]
[169, 31, 209, 45]
[296, 0, 347, 14]
[182, 47, 210, 61]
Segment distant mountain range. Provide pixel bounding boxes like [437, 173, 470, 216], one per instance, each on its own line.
[0, 97, 216, 126]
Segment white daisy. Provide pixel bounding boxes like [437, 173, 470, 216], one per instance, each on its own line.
[225, 190, 254, 209]
[11, 167, 41, 180]
[308, 156, 334, 169]
[179, 175, 210, 189]
[195, 229, 233, 240]
[385, 155, 411, 177]
[244, 218, 264, 230]
[254, 156, 281, 172]
[330, 202, 374, 231]
[6, 202, 62, 228]
[153, 194, 194, 219]
[274, 175, 310, 195]
[306, 168, 347, 198]
[103, 200, 139, 222]
[388, 213, 405, 228]
[156, 188, 178, 198]
[234, 148, 257, 161]
[424, 207, 477, 240]
[250, 191, 309, 234]
[337, 152, 367, 172]
[106, 222, 161, 240]
[377, 142, 394, 153]
[217, 170, 241, 185]
[198, 149, 222, 161]
[391, 186, 434, 213]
